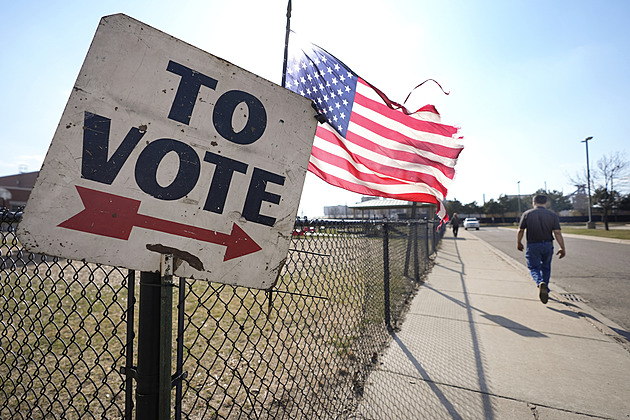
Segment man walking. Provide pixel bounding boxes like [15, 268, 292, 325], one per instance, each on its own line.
[451, 212, 461, 238]
[517, 194, 566, 304]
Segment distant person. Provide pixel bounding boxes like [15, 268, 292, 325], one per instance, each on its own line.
[517, 194, 566, 304]
[451, 213, 461, 237]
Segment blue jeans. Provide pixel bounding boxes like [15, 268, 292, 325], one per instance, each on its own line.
[525, 242, 554, 288]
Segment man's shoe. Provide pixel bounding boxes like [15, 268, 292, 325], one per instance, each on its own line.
[539, 283, 548, 304]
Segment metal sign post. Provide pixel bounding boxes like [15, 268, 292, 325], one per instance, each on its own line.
[136, 256, 173, 420]
[159, 256, 174, 419]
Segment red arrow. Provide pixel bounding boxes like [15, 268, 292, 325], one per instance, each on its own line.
[58, 186, 262, 261]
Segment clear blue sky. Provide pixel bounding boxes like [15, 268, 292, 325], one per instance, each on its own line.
[2, 0, 628, 217]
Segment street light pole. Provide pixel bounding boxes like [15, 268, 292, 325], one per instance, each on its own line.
[582, 136, 595, 229]
[517, 181, 521, 215]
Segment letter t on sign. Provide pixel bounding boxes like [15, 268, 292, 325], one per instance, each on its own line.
[166, 60, 218, 125]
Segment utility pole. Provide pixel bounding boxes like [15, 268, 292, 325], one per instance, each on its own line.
[582, 136, 596, 229]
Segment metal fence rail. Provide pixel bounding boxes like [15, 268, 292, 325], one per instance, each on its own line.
[1, 210, 444, 419]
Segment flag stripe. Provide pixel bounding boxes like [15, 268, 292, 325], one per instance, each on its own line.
[352, 100, 463, 159]
[356, 79, 459, 137]
[311, 135, 447, 197]
[311, 145, 409, 187]
[308, 157, 440, 204]
[347, 111, 460, 173]
[314, 125, 449, 194]
[344, 126, 456, 178]
[350, 110, 462, 163]
[355, 82, 463, 152]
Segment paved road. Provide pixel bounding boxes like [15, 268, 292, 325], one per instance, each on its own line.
[467, 227, 630, 341]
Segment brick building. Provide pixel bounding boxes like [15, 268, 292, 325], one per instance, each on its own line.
[0, 171, 39, 210]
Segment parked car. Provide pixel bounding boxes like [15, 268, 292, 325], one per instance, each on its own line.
[1, 208, 22, 232]
[292, 226, 315, 237]
[463, 217, 480, 230]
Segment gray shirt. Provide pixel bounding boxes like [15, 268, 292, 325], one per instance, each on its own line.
[519, 206, 561, 243]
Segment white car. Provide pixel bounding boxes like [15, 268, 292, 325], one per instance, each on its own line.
[463, 217, 480, 230]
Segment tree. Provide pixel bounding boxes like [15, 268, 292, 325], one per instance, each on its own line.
[569, 151, 628, 229]
[595, 152, 629, 230]
[598, 152, 629, 194]
[462, 201, 482, 216]
[483, 199, 505, 224]
[593, 187, 621, 230]
[619, 193, 630, 211]
[497, 194, 529, 215]
[593, 187, 611, 229]
[483, 199, 503, 215]
[445, 198, 464, 216]
[445, 199, 482, 217]
[536, 189, 573, 213]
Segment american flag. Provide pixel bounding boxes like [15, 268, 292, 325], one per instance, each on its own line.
[283, 31, 463, 220]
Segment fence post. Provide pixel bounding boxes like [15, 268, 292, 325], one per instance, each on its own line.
[404, 222, 411, 278]
[125, 270, 136, 420]
[404, 203, 417, 278]
[174, 276, 187, 420]
[136, 255, 173, 420]
[382, 220, 391, 330]
[413, 221, 420, 282]
[424, 220, 431, 266]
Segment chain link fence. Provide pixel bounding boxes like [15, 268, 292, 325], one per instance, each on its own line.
[0, 208, 130, 419]
[1, 209, 444, 419]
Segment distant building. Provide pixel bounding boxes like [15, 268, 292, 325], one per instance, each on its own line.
[0, 171, 39, 210]
[347, 197, 434, 220]
[567, 186, 588, 216]
[323, 205, 352, 219]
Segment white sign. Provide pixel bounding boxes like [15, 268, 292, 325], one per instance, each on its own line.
[17, 14, 317, 289]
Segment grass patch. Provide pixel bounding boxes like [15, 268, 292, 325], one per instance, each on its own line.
[560, 225, 630, 240]
[502, 222, 630, 240]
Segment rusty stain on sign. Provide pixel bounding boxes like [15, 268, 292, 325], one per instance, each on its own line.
[146, 243, 204, 271]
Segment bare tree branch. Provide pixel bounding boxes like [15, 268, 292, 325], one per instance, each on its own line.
[568, 168, 590, 190]
[597, 152, 629, 193]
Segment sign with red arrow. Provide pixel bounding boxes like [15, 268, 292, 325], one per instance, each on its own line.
[16, 14, 317, 288]
[59, 186, 262, 262]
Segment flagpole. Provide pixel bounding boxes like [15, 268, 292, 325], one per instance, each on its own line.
[281, 0, 292, 87]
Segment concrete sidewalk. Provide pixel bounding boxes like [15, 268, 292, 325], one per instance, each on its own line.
[355, 229, 630, 419]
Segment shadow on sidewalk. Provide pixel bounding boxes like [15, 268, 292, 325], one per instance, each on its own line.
[430, 240, 548, 339]
[452, 239, 493, 419]
[390, 239, 500, 420]
[424, 283, 547, 338]
[358, 237, 539, 418]
[389, 239, 550, 418]
[390, 331, 469, 420]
